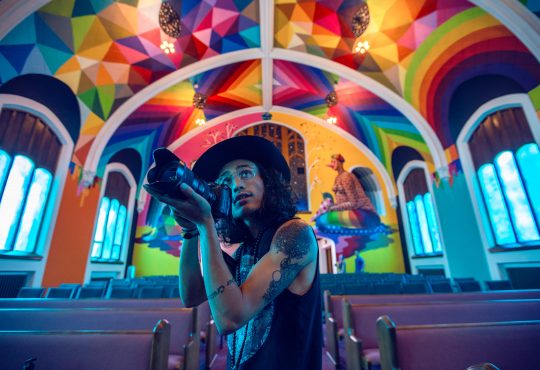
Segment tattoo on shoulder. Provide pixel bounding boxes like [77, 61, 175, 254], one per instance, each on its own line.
[263, 222, 314, 304]
[207, 278, 236, 300]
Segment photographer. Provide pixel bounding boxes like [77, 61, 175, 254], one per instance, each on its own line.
[144, 136, 321, 370]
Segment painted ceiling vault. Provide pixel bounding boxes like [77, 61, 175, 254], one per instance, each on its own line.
[0, 0, 539, 182]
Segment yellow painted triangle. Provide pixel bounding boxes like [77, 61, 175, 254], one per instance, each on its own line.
[78, 41, 113, 61]
[56, 71, 82, 92]
[78, 18, 112, 54]
[56, 56, 81, 74]
[275, 24, 295, 47]
[81, 111, 105, 136]
[292, 21, 313, 35]
[99, 3, 139, 35]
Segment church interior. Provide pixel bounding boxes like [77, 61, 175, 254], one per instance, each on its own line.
[1, 0, 540, 369]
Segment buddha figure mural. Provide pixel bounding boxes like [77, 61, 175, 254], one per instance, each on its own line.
[313, 154, 393, 265]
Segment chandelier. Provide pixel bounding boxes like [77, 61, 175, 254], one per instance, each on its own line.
[192, 92, 207, 110]
[159, 1, 181, 38]
[351, 2, 370, 38]
[325, 91, 338, 108]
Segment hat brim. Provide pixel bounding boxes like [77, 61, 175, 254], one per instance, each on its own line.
[192, 136, 291, 183]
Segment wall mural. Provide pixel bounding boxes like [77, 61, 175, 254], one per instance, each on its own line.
[133, 111, 406, 276]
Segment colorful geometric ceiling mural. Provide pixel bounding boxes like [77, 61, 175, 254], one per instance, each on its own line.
[0, 0, 539, 177]
[273, 60, 431, 175]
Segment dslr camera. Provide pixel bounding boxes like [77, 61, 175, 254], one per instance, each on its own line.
[145, 148, 231, 219]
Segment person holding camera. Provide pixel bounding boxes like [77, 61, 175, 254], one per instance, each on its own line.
[144, 136, 321, 370]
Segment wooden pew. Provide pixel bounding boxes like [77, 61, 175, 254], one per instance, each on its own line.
[343, 299, 540, 370]
[0, 319, 170, 370]
[323, 289, 540, 366]
[377, 316, 540, 370]
[0, 308, 199, 370]
[0, 298, 217, 369]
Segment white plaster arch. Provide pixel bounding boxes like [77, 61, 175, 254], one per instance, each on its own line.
[168, 105, 397, 206]
[84, 162, 137, 283]
[396, 160, 449, 275]
[469, 0, 540, 62]
[0, 0, 50, 39]
[83, 51, 448, 179]
[0, 94, 74, 286]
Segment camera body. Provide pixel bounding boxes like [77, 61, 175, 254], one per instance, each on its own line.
[145, 148, 231, 219]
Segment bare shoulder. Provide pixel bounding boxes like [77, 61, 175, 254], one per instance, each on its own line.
[271, 219, 317, 261]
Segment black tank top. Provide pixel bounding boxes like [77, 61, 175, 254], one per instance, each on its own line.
[222, 220, 322, 370]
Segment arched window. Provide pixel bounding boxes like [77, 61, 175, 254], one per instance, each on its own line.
[401, 167, 443, 257]
[469, 107, 539, 248]
[91, 171, 131, 262]
[0, 109, 60, 254]
[238, 124, 309, 211]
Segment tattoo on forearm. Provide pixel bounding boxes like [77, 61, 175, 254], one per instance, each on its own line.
[263, 222, 312, 304]
[208, 278, 236, 300]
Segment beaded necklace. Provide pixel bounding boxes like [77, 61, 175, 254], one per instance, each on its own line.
[230, 228, 265, 370]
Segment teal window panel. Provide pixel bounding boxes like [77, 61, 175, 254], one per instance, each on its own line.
[415, 194, 434, 254]
[102, 198, 119, 260]
[516, 143, 540, 227]
[478, 164, 516, 245]
[495, 151, 539, 243]
[91, 197, 110, 258]
[0, 149, 11, 193]
[111, 205, 127, 260]
[423, 193, 443, 253]
[406, 200, 424, 255]
[14, 168, 53, 252]
[0, 155, 35, 250]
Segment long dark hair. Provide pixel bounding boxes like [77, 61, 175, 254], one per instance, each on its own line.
[217, 162, 297, 244]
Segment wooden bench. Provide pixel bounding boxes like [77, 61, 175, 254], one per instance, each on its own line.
[377, 316, 540, 370]
[343, 299, 540, 370]
[0, 319, 170, 370]
[0, 298, 217, 369]
[323, 289, 540, 366]
[0, 307, 199, 370]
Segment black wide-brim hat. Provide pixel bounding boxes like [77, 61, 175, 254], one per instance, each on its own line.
[192, 135, 291, 183]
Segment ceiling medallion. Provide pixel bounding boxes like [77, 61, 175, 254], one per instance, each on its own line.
[351, 2, 370, 38]
[193, 92, 207, 110]
[159, 1, 181, 38]
[325, 91, 338, 108]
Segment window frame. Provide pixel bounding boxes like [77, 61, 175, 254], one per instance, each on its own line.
[397, 160, 449, 274]
[457, 94, 540, 253]
[0, 94, 74, 285]
[85, 163, 136, 281]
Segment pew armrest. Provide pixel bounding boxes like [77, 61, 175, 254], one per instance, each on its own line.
[151, 319, 171, 370]
[349, 335, 364, 370]
[325, 315, 340, 366]
[205, 320, 218, 369]
[183, 336, 199, 370]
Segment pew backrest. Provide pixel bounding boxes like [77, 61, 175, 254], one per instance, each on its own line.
[0, 319, 170, 370]
[327, 289, 540, 328]
[0, 307, 197, 358]
[344, 299, 540, 350]
[377, 316, 540, 370]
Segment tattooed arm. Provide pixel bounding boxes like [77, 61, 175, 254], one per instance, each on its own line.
[198, 217, 318, 335]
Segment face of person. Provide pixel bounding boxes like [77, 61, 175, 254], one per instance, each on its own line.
[216, 159, 264, 220]
[328, 158, 339, 171]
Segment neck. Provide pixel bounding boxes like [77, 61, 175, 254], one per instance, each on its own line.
[337, 167, 344, 174]
[243, 217, 264, 239]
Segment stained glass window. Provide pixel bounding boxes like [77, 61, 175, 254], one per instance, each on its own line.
[406, 192, 443, 256]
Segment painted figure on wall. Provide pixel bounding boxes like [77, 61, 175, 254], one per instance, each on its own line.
[312, 154, 393, 261]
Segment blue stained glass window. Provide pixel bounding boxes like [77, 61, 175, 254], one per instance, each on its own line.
[516, 143, 540, 227]
[0, 149, 11, 193]
[111, 205, 127, 260]
[14, 168, 53, 252]
[0, 156, 35, 250]
[406, 201, 424, 255]
[415, 194, 434, 254]
[91, 197, 110, 258]
[424, 193, 443, 253]
[478, 164, 516, 245]
[495, 151, 539, 242]
[102, 199, 119, 260]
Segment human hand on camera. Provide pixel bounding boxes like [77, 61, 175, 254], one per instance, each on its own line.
[143, 183, 213, 228]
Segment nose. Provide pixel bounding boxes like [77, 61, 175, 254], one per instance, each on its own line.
[230, 174, 245, 193]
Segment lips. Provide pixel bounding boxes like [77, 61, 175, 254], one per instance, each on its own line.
[234, 192, 251, 204]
